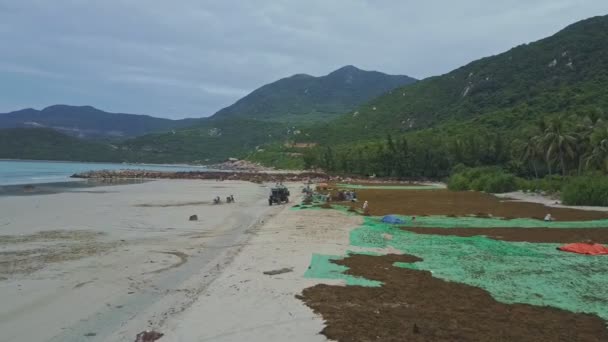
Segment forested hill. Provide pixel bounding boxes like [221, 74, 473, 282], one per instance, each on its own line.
[211, 65, 416, 123]
[111, 66, 416, 163]
[0, 128, 122, 162]
[310, 15, 608, 144]
[120, 118, 293, 164]
[0, 105, 198, 139]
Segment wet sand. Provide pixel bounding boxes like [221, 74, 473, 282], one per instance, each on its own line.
[159, 196, 370, 342]
[0, 180, 278, 341]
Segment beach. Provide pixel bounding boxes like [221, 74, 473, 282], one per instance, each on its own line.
[0, 179, 327, 342]
[2, 179, 608, 341]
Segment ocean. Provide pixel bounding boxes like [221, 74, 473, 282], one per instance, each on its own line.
[0, 160, 208, 186]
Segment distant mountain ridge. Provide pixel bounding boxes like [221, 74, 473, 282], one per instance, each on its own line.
[0, 66, 416, 141]
[0, 105, 197, 139]
[211, 65, 417, 123]
[311, 15, 608, 143]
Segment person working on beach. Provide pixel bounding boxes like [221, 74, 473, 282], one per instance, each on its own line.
[362, 200, 369, 215]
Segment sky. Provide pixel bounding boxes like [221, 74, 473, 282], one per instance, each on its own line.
[0, 1, 607, 119]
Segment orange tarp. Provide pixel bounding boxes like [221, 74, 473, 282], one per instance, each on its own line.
[558, 243, 608, 255]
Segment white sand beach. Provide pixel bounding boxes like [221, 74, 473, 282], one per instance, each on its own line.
[0, 179, 363, 342]
[496, 191, 608, 212]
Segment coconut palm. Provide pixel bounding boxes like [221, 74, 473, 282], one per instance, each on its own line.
[542, 117, 577, 176]
[520, 136, 541, 178]
[573, 117, 595, 175]
[586, 125, 608, 172]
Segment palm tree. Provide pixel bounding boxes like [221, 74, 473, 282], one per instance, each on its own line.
[573, 117, 595, 175]
[534, 117, 555, 175]
[586, 125, 608, 173]
[520, 136, 541, 178]
[542, 117, 577, 176]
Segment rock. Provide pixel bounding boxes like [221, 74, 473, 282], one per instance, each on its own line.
[263, 267, 294, 275]
[135, 330, 164, 342]
[189, 215, 198, 221]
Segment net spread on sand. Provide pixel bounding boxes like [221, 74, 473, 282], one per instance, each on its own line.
[303, 253, 382, 287]
[306, 214, 608, 320]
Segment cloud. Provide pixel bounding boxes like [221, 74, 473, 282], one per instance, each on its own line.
[0, 0, 607, 118]
[0, 62, 65, 79]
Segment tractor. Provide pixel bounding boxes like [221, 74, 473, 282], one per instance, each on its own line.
[269, 185, 290, 206]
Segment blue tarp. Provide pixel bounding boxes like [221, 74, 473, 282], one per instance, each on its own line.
[381, 215, 405, 224]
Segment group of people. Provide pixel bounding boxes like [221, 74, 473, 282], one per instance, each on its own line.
[336, 190, 358, 202]
[213, 195, 235, 204]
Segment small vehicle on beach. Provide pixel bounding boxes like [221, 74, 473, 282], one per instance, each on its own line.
[269, 185, 290, 206]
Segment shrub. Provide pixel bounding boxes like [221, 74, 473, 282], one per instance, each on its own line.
[562, 176, 608, 206]
[447, 167, 517, 193]
[482, 173, 517, 193]
[470, 176, 487, 191]
[447, 173, 470, 190]
[517, 175, 566, 193]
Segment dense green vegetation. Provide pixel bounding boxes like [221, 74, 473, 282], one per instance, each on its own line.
[306, 112, 608, 180]
[303, 128, 509, 178]
[0, 128, 124, 162]
[211, 65, 416, 124]
[446, 166, 608, 207]
[120, 118, 293, 163]
[306, 15, 608, 144]
[245, 144, 306, 170]
[447, 167, 517, 193]
[299, 15, 608, 205]
[562, 176, 608, 206]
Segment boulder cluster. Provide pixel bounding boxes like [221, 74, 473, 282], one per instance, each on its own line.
[71, 169, 330, 183]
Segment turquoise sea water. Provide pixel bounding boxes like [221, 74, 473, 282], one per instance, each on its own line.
[0, 160, 208, 186]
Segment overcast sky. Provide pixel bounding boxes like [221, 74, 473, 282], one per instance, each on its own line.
[0, 1, 606, 118]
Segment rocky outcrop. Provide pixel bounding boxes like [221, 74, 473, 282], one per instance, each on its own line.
[71, 170, 330, 183]
[208, 159, 274, 172]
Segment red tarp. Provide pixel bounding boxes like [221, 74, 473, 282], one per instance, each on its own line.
[558, 243, 608, 255]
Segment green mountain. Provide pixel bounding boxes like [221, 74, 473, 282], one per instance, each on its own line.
[0, 105, 198, 139]
[0, 128, 123, 162]
[210, 65, 416, 123]
[0, 66, 415, 162]
[118, 66, 416, 162]
[311, 15, 608, 144]
[120, 118, 293, 163]
[299, 15, 608, 179]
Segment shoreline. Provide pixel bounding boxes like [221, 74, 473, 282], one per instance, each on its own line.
[497, 190, 608, 212]
[0, 179, 281, 341]
[0, 179, 148, 197]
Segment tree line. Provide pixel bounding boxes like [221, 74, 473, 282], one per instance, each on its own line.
[304, 114, 608, 180]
